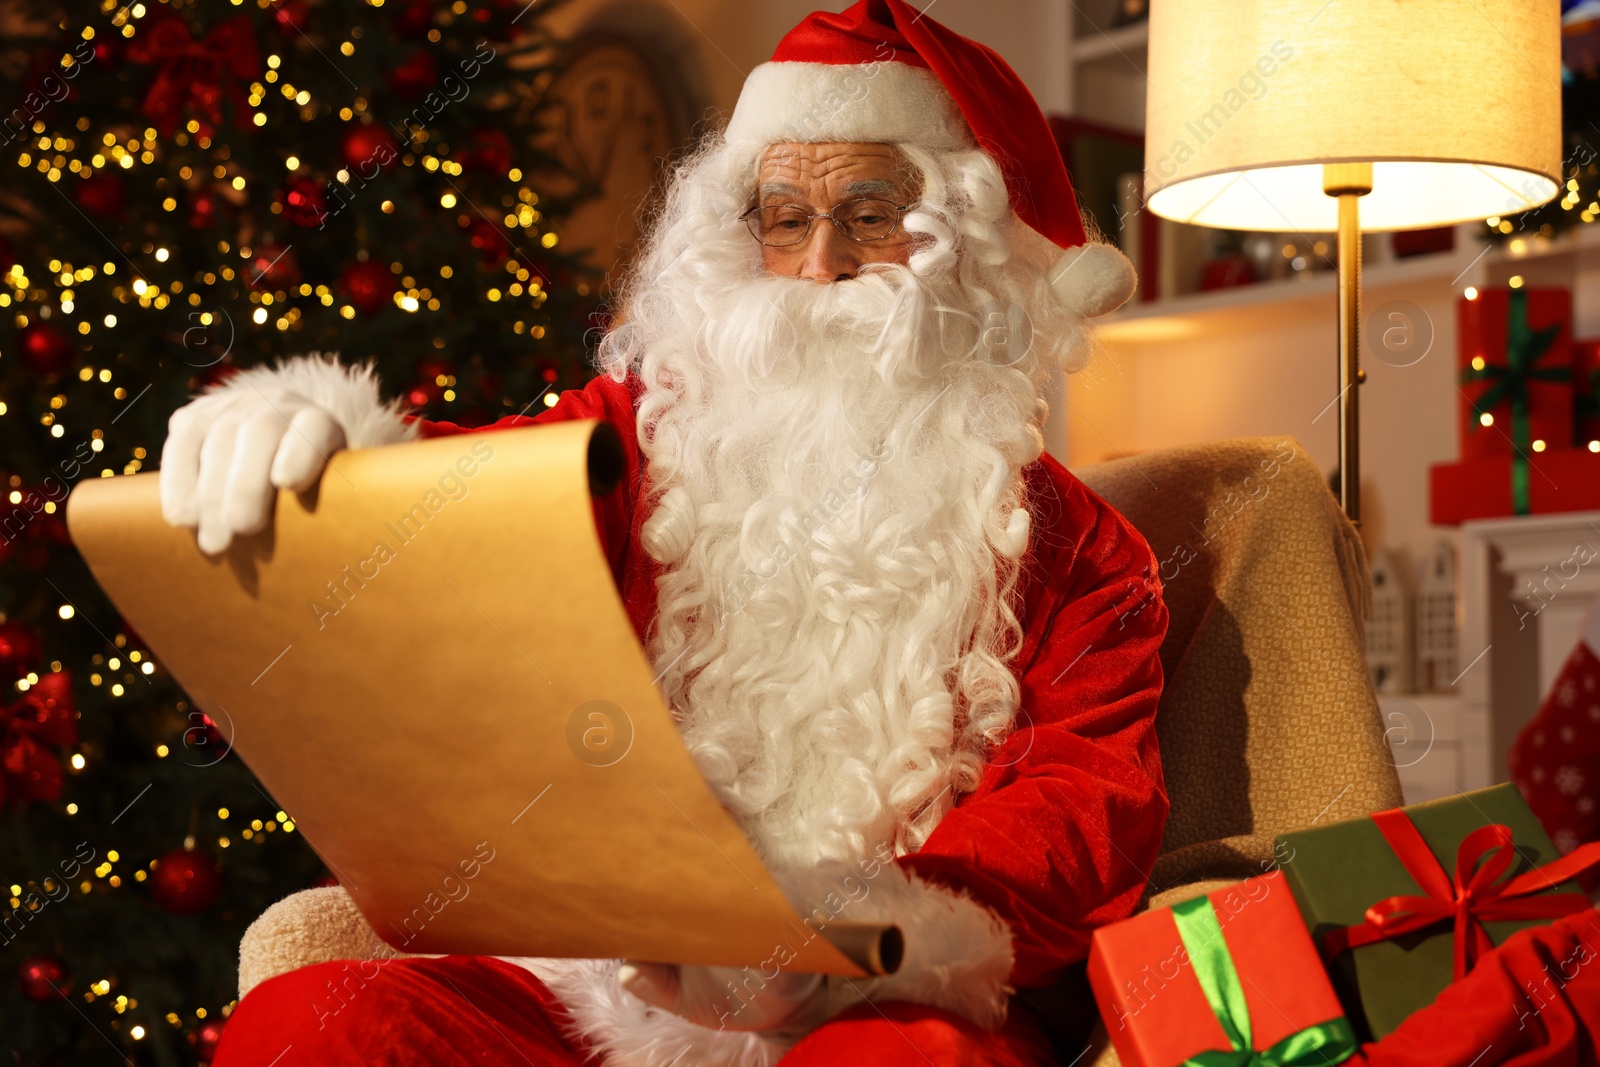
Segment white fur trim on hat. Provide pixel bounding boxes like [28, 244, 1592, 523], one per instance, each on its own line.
[1048, 241, 1138, 318]
[726, 61, 971, 151]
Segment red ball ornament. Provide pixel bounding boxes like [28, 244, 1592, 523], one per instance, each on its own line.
[74, 171, 126, 220]
[407, 379, 443, 408]
[341, 124, 399, 173]
[269, 0, 310, 37]
[17, 956, 66, 1002]
[477, 0, 525, 41]
[462, 128, 513, 176]
[0, 623, 42, 682]
[192, 1017, 227, 1058]
[465, 217, 509, 265]
[339, 260, 398, 316]
[386, 49, 439, 99]
[18, 321, 74, 377]
[244, 244, 300, 291]
[416, 356, 454, 384]
[150, 846, 222, 916]
[394, 0, 435, 39]
[189, 189, 223, 229]
[407, 356, 454, 408]
[277, 178, 329, 229]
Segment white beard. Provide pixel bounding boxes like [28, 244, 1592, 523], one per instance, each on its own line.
[635, 266, 1041, 872]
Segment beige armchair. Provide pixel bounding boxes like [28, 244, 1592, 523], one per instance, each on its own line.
[234, 436, 1400, 1059]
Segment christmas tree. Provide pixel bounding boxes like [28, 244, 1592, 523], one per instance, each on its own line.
[1481, 6, 1600, 247]
[0, 1, 602, 1062]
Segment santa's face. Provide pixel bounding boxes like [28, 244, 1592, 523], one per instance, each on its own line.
[752, 142, 920, 281]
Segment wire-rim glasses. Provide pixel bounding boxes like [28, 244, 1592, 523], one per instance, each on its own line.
[739, 197, 914, 248]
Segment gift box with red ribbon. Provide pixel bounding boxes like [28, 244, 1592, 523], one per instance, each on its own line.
[1457, 286, 1572, 463]
[1086, 871, 1358, 1067]
[1275, 783, 1600, 1040]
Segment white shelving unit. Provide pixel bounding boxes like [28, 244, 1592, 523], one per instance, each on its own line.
[1063, 5, 1147, 131]
[1097, 223, 1600, 342]
[1070, 19, 1148, 65]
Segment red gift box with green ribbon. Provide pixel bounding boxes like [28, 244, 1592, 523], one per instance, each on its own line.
[1458, 286, 1572, 466]
[1276, 784, 1600, 1040]
[1087, 871, 1358, 1067]
[1429, 446, 1600, 523]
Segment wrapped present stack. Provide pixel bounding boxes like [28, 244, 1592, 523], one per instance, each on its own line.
[1430, 285, 1600, 523]
[1084, 784, 1600, 1062]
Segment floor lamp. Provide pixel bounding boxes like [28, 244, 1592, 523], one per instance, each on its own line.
[1142, 0, 1562, 524]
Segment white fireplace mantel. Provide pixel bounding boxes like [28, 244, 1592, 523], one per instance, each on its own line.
[1457, 509, 1600, 789]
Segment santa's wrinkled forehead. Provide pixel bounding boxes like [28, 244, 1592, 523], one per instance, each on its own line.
[753, 142, 919, 206]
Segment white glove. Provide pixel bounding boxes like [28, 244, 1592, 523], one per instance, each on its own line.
[617, 960, 836, 1036]
[159, 384, 347, 555]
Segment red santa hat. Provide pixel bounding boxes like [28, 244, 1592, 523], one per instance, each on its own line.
[726, 0, 1136, 318]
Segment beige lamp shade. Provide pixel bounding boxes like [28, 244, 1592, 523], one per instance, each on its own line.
[1143, 0, 1563, 232]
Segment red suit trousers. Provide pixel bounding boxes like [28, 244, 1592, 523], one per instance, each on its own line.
[215, 910, 1600, 1067]
[212, 955, 1061, 1066]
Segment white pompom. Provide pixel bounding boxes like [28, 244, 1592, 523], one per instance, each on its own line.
[1048, 242, 1138, 318]
[995, 507, 1030, 559]
[640, 486, 695, 564]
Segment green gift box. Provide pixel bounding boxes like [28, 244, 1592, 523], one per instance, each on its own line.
[1275, 783, 1600, 1040]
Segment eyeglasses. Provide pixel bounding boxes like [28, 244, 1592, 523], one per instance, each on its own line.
[739, 197, 913, 248]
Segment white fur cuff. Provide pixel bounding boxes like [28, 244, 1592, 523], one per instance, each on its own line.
[780, 861, 1015, 1030]
[200, 352, 418, 449]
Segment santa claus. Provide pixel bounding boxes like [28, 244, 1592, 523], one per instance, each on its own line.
[158, 2, 1168, 1063]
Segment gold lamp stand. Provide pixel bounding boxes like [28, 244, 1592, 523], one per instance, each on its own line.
[1323, 162, 1373, 526]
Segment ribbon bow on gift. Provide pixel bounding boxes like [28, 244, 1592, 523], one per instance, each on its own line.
[1, 672, 77, 806]
[127, 14, 260, 136]
[1171, 895, 1358, 1066]
[1460, 288, 1567, 514]
[1324, 807, 1600, 980]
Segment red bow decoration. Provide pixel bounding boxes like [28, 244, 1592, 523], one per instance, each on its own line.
[1324, 807, 1600, 980]
[1, 672, 77, 806]
[126, 14, 260, 136]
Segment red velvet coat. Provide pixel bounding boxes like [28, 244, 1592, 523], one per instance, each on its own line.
[406, 371, 1170, 992]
